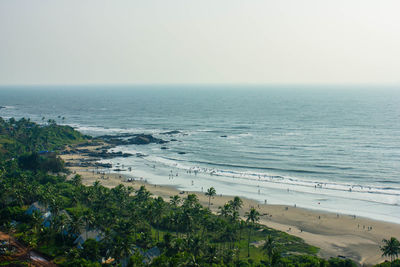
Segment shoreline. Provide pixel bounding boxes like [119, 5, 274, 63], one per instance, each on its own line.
[61, 145, 400, 266]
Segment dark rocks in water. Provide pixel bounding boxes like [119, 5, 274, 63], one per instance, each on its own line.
[220, 135, 228, 138]
[98, 133, 137, 139]
[0, 106, 5, 109]
[86, 150, 134, 159]
[177, 151, 186, 155]
[161, 146, 168, 150]
[100, 133, 168, 146]
[75, 142, 101, 147]
[128, 134, 168, 145]
[160, 130, 181, 135]
[170, 139, 178, 142]
[95, 162, 112, 168]
[95, 145, 114, 150]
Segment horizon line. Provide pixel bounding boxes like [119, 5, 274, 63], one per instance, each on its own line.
[0, 82, 399, 88]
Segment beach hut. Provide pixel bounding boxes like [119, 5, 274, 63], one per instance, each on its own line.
[143, 246, 160, 263]
[26, 202, 52, 227]
[26, 202, 47, 215]
[74, 230, 103, 249]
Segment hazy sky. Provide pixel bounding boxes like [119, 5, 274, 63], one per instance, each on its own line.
[0, 0, 399, 85]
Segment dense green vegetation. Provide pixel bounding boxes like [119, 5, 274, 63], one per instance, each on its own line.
[0, 117, 395, 266]
[0, 117, 88, 160]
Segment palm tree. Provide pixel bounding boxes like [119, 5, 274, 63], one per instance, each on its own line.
[71, 174, 82, 187]
[245, 207, 260, 257]
[170, 195, 181, 208]
[112, 234, 135, 265]
[230, 196, 243, 210]
[53, 213, 69, 245]
[219, 203, 232, 219]
[205, 187, 216, 209]
[135, 185, 152, 203]
[262, 235, 276, 263]
[82, 211, 95, 240]
[30, 210, 44, 235]
[68, 213, 84, 237]
[381, 237, 400, 263]
[229, 196, 243, 221]
[152, 196, 165, 241]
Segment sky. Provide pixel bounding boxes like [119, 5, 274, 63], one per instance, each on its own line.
[0, 0, 399, 85]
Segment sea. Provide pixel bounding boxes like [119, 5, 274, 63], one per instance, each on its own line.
[1, 85, 399, 223]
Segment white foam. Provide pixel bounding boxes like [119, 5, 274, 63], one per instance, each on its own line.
[100, 155, 400, 224]
[105, 147, 400, 207]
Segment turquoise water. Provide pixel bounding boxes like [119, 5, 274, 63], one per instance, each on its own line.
[1, 85, 399, 223]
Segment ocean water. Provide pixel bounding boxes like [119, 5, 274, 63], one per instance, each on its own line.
[1, 85, 399, 223]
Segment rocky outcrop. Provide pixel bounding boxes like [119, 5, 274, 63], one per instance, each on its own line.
[99, 133, 168, 145]
[160, 130, 181, 135]
[127, 134, 168, 145]
[86, 150, 134, 158]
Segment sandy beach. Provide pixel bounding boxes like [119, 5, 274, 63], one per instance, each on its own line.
[61, 146, 400, 266]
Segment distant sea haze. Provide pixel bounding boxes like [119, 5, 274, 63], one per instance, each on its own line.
[1, 85, 399, 223]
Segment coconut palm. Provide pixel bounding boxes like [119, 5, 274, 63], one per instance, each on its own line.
[112, 234, 136, 265]
[263, 235, 276, 263]
[82, 211, 95, 240]
[135, 185, 152, 203]
[170, 195, 181, 208]
[68, 213, 84, 237]
[381, 237, 400, 262]
[152, 196, 165, 241]
[219, 203, 232, 219]
[245, 207, 260, 257]
[229, 196, 243, 221]
[205, 187, 216, 209]
[71, 174, 82, 187]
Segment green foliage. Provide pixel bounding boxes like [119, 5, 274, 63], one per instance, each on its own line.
[18, 152, 65, 172]
[82, 239, 101, 262]
[374, 259, 400, 267]
[328, 257, 358, 267]
[381, 237, 400, 262]
[0, 117, 89, 159]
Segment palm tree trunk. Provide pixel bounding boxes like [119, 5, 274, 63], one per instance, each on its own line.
[247, 227, 251, 257]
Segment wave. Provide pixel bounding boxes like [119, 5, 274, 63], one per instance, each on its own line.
[121, 152, 400, 201]
[181, 159, 336, 176]
[70, 124, 184, 137]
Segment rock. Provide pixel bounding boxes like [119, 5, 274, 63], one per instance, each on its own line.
[0, 106, 5, 109]
[95, 162, 112, 168]
[170, 139, 178, 142]
[128, 135, 151, 144]
[86, 150, 133, 159]
[220, 135, 227, 138]
[98, 133, 137, 139]
[161, 146, 168, 150]
[99, 133, 168, 146]
[160, 130, 181, 135]
[177, 151, 186, 155]
[127, 134, 168, 145]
